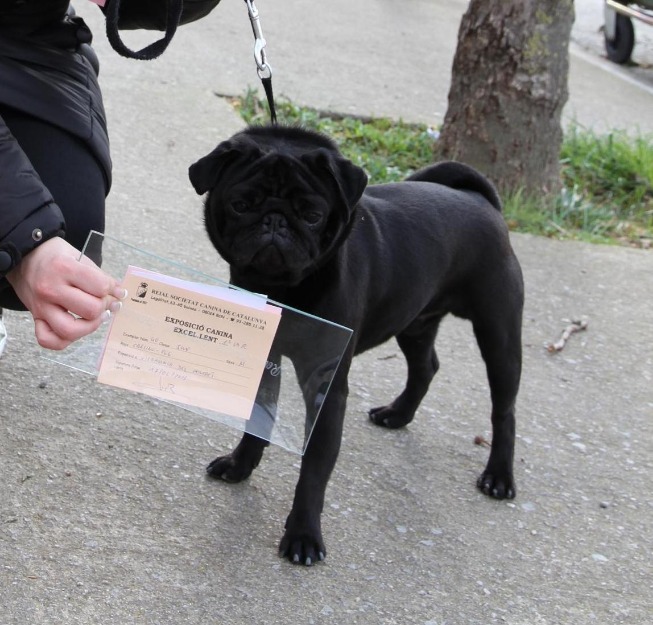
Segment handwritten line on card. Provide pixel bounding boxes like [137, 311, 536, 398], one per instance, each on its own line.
[97, 266, 281, 420]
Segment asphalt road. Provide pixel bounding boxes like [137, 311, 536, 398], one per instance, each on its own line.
[1, 2, 652, 624]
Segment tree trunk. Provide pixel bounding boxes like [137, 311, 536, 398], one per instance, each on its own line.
[435, 0, 574, 196]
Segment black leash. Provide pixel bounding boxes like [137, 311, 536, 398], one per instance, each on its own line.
[244, 0, 277, 125]
[105, 0, 277, 122]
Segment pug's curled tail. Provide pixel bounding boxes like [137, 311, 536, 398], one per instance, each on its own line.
[407, 161, 502, 212]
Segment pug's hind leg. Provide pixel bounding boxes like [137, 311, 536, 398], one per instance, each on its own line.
[206, 433, 269, 483]
[472, 294, 522, 500]
[369, 323, 440, 429]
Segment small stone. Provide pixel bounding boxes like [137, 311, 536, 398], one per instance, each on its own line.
[599, 501, 610, 509]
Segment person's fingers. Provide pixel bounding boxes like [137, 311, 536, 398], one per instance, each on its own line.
[112, 286, 129, 300]
[6, 238, 128, 349]
[77, 253, 125, 300]
[33, 312, 108, 351]
[58, 259, 128, 316]
[33, 319, 67, 350]
[30, 282, 105, 323]
[50, 254, 115, 299]
[107, 298, 124, 314]
[30, 258, 125, 322]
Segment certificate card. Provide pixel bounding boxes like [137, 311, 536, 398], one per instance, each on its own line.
[49, 231, 352, 455]
[97, 267, 281, 420]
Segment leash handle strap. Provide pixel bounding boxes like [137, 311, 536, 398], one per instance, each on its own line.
[105, 0, 184, 60]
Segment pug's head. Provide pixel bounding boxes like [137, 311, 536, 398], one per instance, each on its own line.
[189, 126, 368, 288]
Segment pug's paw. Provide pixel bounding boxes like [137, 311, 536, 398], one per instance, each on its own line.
[477, 470, 516, 500]
[279, 515, 326, 566]
[206, 454, 254, 483]
[368, 405, 414, 429]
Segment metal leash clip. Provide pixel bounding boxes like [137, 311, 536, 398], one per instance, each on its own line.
[245, 0, 272, 80]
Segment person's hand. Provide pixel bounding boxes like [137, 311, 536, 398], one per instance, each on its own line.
[6, 237, 127, 350]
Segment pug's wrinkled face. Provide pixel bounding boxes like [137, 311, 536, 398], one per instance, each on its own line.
[206, 155, 334, 285]
[189, 127, 368, 287]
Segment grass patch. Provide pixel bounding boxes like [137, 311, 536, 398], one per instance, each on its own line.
[234, 91, 653, 248]
[558, 128, 653, 245]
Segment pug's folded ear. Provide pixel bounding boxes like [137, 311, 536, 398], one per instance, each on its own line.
[190, 138, 265, 195]
[188, 141, 236, 195]
[301, 148, 368, 209]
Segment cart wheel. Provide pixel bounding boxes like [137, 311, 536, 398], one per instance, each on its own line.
[604, 13, 635, 64]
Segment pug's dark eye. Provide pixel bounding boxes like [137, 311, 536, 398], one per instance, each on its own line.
[302, 210, 323, 226]
[231, 200, 249, 214]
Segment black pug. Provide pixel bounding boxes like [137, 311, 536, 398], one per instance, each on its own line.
[189, 125, 523, 565]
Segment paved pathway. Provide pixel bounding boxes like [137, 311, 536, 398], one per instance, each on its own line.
[1, 2, 651, 624]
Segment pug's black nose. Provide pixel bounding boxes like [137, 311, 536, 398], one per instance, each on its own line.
[263, 213, 288, 233]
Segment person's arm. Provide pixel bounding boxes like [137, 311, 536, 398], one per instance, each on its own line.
[0, 113, 66, 271]
[0, 114, 125, 350]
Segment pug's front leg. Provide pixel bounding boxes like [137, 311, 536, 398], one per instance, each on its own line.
[278, 380, 348, 565]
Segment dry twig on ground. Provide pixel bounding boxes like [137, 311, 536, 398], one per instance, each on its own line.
[547, 318, 589, 353]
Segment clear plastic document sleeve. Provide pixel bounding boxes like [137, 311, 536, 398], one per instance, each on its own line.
[48, 232, 352, 455]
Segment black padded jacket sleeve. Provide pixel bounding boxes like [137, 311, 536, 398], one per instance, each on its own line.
[0, 112, 66, 277]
